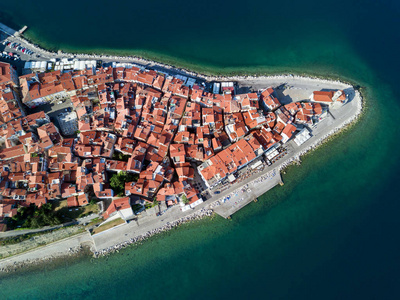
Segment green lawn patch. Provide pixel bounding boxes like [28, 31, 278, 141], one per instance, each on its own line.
[54, 200, 99, 221]
[91, 218, 125, 235]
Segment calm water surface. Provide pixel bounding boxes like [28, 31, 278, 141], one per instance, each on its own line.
[0, 0, 400, 299]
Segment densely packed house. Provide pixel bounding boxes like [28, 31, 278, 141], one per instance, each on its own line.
[0, 61, 347, 225]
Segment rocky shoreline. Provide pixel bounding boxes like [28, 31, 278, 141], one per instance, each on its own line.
[93, 208, 213, 257]
[0, 245, 87, 274]
[10, 34, 359, 87]
[0, 209, 213, 272]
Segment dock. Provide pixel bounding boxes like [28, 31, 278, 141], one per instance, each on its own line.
[213, 170, 283, 219]
[17, 26, 28, 36]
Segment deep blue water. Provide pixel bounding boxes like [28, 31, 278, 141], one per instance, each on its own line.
[0, 0, 400, 299]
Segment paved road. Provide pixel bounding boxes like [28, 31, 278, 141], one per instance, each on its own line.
[0, 231, 93, 269]
[0, 213, 100, 239]
[0, 222, 76, 239]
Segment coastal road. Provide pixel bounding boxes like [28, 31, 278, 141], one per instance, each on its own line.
[0, 231, 93, 270]
[0, 213, 100, 239]
[0, 222, 76, 239]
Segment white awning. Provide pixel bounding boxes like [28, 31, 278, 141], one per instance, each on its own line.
[250, 160, 263, 169]
[228, 174, 236, 182]
[294, 127, 311, 146]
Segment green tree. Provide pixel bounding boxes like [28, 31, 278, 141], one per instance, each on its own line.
[110, 171, 138, 196]
[112, 152, 130, 162]
[29, 217, 40, 229]
[17, 206, 27, 215]
[42, 203, 53, 212]
[181, 194, 189, 205]
[16, 203, 62, 229]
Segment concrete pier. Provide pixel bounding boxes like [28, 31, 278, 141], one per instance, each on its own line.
[15, 26, 28, 36]
[19, 26, 28, 34]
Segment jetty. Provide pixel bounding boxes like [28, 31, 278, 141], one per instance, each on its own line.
[19, 26, 28, 34]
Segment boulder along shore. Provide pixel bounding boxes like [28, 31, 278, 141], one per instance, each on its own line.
[9, 34, 361, 86]
[93, 209, 213, 257]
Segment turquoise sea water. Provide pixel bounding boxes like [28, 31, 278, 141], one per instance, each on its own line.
[1, 0, 400, 299]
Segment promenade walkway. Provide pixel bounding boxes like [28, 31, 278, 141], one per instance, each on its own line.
[213, 170, 282, 218]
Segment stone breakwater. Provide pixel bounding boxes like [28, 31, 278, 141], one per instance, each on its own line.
[0, 245, 84, 273]
[10, 35, 356, 87]
[9, 35, 208, 78]
[93, 209, 213, 257]
[277, 90, 364, 172]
